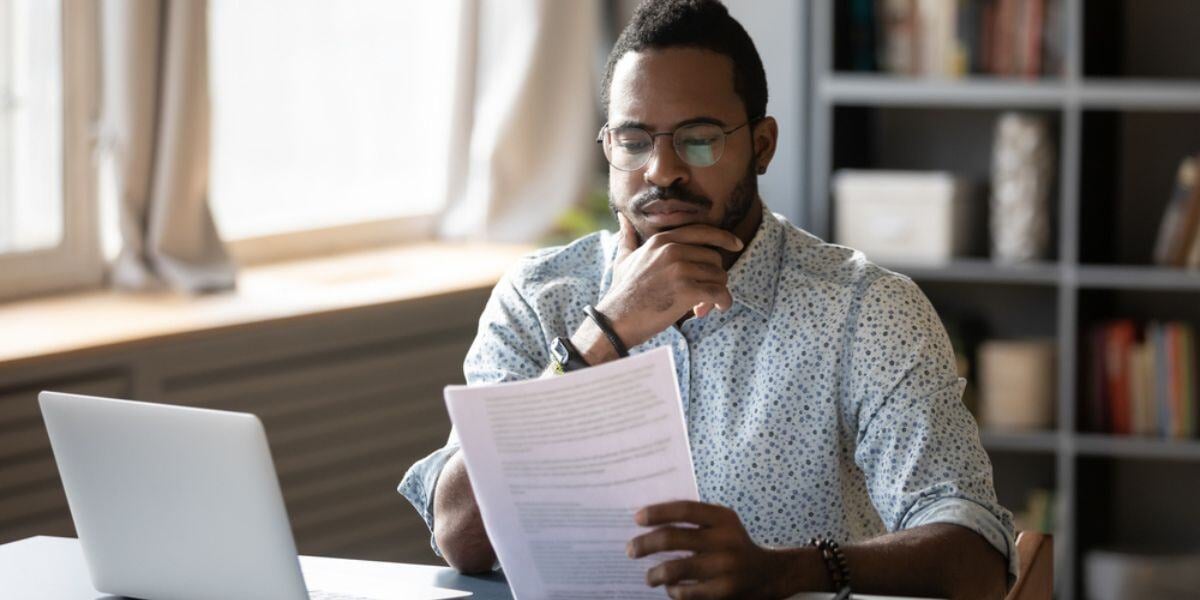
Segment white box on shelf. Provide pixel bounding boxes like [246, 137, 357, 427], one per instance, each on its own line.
[833, 170, 976, 264]
[978, 338, 1057, 431]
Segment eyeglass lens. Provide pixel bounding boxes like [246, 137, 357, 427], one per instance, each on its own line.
[604, 123, 726, 171]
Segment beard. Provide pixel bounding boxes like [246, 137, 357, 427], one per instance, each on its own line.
[609, 158, 758, 244]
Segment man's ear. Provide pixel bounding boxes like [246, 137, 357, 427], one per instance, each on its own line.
[751, 116, 779, 174]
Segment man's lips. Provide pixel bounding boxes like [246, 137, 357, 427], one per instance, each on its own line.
[640, 199, 706, 215]
[639, 200, 707, 228]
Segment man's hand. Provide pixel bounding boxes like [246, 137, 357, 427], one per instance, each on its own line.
[627, 500, 792, 600]
[596, 213, 743, 350]
[432, 452, 496, 573]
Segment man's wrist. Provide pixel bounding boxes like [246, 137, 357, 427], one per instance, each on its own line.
[770, 546, 836, 597]
[570, 317, 620, 366]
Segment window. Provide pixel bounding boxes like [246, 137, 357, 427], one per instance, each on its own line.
[0, 0, 62, 255]
[0, 0, 101, 302]
[208, 0, 462, 262]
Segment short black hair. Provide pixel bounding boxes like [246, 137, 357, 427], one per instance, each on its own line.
[601, 0, 768, 121]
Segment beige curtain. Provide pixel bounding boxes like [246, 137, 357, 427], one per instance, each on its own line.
[100, 0, 235, 293]
[437, 0, 601, 243]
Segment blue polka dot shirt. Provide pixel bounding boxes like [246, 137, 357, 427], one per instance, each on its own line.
[399, 209, 1018, 581]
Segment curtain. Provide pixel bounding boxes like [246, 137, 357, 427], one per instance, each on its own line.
[437, 0, 601, 243]
[100, 0, 235, 293]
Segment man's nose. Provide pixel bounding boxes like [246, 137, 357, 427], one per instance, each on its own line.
[643, 135, 689, 188]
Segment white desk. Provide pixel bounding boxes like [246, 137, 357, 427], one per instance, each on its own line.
[0, 536, 504, 599]
[1, 535, 939, 599]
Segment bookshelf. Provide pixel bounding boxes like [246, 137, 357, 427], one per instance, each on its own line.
[806, 1, 1200, 598]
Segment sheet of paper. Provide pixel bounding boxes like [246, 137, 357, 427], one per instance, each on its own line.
[445, 346, 699, 600]
[299, 554, 471, 599]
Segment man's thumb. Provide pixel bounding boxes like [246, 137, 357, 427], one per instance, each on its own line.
[615, 212, 638, 258]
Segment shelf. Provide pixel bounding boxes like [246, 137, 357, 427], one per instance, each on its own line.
[819, 74, 1066, 108]
[1074, 434, 1200, 462]
[1080, 79, 1200, 111]
[881, 259, 1060, 286]
[980, 429, 1059, 453]
[820, 75, 1200, 112]
[1076, 265, 1200, 291]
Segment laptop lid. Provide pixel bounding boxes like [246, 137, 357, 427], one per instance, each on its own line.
[38, 391, 309, 600]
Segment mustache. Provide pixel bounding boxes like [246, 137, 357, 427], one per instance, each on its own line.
[631, 184, 713, 213]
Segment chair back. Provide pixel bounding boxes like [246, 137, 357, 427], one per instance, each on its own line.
[1005, 531, 1053, 600]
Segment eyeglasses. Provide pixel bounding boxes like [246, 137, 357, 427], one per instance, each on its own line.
[596, 117, 761, 172]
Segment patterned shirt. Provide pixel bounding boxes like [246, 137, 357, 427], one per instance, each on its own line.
[399, 209, 1018, 581]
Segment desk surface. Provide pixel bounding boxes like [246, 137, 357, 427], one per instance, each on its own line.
[1, 535, 937, 600]
[0, 536, 511, 600]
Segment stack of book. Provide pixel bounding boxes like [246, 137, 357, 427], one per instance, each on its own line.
[1084, 321, 1197, 439]
[863, 0, 1063, 78]
[1152, 154, 1200, 269]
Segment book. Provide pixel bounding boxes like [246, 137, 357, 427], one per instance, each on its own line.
[1166, 324, 1182, 438]
[1152, 155, 1199, 267]
[1023, 0, 1045, 78]
[1087, 325, 1110, 433]
[873, 0, 1048, 78]
[1152, 322, 1170, 437]
[1128, 341, 1152, 436]
[1086, 320, 1198, 439]
[849, 0, 879, 71]
[1182, 324, 1197, 437]
[1105, 320, 1137, 436]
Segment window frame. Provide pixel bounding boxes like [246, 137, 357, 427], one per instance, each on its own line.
[226, 214, 438, 267]
[0, 0, 102, 303]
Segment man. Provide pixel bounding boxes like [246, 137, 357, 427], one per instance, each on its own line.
[400, 1, 1016, 598]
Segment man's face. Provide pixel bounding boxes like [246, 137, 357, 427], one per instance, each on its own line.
[606, 47, 769, 242]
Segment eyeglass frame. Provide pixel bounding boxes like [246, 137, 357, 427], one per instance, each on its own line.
[595, 115, 764, 172]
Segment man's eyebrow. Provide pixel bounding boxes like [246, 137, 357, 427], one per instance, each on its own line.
[610, 116, 729, 130]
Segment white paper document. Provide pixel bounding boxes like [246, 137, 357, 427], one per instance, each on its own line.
[444, 347, 699, 600]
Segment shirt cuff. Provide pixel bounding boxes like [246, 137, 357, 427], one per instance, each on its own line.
[397, 443, 460, 557]
[900, 496, 1020, 588]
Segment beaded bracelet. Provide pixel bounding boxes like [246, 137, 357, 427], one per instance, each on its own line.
[583, 305, 629, 358]
[810, 537, 852, 598]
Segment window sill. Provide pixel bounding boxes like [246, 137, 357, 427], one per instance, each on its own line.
[0, 242, 533, 369]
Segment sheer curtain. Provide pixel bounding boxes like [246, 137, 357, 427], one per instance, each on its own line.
[100, 0, 235, 293]
[437, 0, 601, 243]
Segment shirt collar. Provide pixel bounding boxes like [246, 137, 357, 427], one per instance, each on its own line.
[725, 209, 784, 319]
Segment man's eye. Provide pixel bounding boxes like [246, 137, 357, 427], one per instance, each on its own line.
[617, 140, 651, 152]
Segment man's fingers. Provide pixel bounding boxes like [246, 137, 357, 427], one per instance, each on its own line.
[646, 553, 735, 587]
[650, 224, 744, 253]
[658, 242, 723, 268]
[672, 261, 728, 286]
[635, 500, 732, 528]
[666, 578, 737, 600]
[627, 525, 709, 558]
[691, 283, 733, 314]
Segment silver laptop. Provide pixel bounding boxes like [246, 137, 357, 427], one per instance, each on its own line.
[38, 391, 452, 600]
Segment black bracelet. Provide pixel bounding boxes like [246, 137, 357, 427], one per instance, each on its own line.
[810, 537, 852, 598]
[583, 305, 629, 358]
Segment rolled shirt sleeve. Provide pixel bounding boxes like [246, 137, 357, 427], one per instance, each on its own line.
[847, 274, 1019, 584]
[397, 266, 550, 556]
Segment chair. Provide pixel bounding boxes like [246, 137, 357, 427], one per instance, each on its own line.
[1005, 531, 1053, 600]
